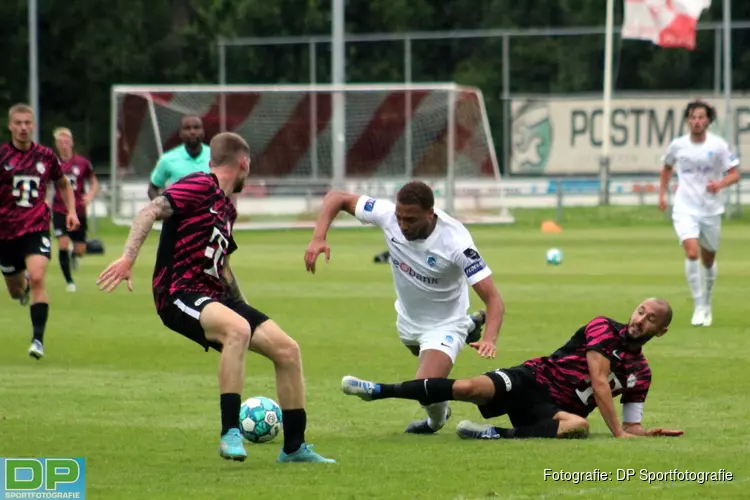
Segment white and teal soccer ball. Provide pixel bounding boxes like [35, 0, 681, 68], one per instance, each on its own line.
[545, 248, 563, 266]
[239, 396, 283, 443]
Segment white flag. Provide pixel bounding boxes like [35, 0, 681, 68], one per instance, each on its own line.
[622, 0, 712, 50]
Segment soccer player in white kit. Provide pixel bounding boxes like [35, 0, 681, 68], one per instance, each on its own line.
[658, 101, 740, 327]
[305, 181, 506, 433]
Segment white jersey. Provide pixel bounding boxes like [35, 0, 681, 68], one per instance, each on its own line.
[354, 195, 492, 329]
[663, 132, 739, 216]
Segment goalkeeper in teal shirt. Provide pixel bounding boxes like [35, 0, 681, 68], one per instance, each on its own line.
[147, 115, 211, 200]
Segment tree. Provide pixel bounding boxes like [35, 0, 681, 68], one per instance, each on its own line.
[0, 0, 747, 168]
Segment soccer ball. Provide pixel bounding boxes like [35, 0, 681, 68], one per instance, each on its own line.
[239, 396, 283, 443]
[545, 248, 563, 266]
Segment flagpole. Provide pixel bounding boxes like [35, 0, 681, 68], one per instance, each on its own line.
[28, 0, 39, 143]
[722, 0, 739, 217]
[723, 0, 732, 149]
[332, 0, 346, 191]
[600, 0, 615, 205]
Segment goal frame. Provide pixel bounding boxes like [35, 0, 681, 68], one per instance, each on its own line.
[110, 83, 510, 229]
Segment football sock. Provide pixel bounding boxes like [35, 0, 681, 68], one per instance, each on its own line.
[703, 262, 716, 307]
[220, 393, 241, 436]
[685, 259, 702, 308]
[375, 378, 455, 405]
[59, 250, 73, 284]
[424, 402, 449, 429]
[30, 303, 49, 343]
[282, 408, 306, 454]
[493, 418, 559, 439]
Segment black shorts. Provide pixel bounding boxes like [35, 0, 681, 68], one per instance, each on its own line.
[478, 365, 561, 427]
[157, 292, 270, 352]
[52, 212, 88, 243]
[0, 232, 52, 277]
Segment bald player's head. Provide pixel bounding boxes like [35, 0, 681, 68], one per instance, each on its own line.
[625, 298, 671, 348]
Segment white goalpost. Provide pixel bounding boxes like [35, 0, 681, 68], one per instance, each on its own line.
[110, 83, 514, 230]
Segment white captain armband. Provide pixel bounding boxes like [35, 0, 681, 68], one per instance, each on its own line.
[622, 402, 644, 424]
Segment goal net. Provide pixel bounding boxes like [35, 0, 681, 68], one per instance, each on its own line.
[110, 83, 514, 229]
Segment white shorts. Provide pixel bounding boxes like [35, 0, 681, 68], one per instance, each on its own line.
[672, 212, 722, 252]
[397, 315, 474, 364]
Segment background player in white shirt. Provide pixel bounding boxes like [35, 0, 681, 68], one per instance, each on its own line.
[305, 181, 505, 434]
[658, 101, 740, 327]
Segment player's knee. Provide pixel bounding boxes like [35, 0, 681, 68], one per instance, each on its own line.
[557, 415, 589, 439]
[452, 378, 487, 403]
[451, 380, 473, 399]
[223, 323, 251, 349]
[571, 416, 589, 433]
[270, 336, 301, 368]
[27, 270, 45, 290]
[684, 247, 699, 260]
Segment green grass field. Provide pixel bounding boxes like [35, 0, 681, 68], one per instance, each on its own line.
[1, 207, 749, 499]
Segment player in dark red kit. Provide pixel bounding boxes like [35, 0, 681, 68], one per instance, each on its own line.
[51, 127, 98, 291]
[0, 104, 79, 359]
[341, 298, 684, 439]
[97, 132, 335, 464]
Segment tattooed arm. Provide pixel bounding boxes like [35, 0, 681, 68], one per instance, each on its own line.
[123, 195, 174, 263]
[98, 195, 174, 293]
[222, 257, 246, 302]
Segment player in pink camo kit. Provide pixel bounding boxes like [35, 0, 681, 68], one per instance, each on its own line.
[0, 104, 79, 360]
[341, 298, 684, 439]
[97, 132, 335, 464]
[51, 127, 98, 291]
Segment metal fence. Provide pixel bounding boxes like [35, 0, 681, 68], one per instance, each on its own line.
[217, 22, 750, 180]
[218, 22, 750, 93]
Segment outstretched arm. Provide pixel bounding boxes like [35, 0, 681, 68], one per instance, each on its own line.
[123, 195, 174, 263]
[98, 195, 173, 293]
[310, 191, 360, 241]
[305, 191, 361, 273]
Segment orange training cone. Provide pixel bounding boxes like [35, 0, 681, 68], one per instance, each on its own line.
[541, 220, 563, 233]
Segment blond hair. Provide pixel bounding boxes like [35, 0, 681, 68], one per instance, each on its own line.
[53, 127, 73, 140]
[8, 103, 34, 121]
[210, 132, 250, 167]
